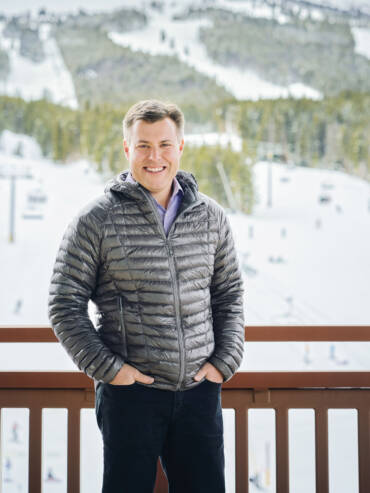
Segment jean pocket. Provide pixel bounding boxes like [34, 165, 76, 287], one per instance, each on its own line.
[204, 378, 222, 386]
[106, 381, 137, 388]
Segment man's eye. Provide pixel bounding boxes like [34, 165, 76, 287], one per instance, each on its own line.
[138, 144, 149, 148]
[161, 143, 171, 147]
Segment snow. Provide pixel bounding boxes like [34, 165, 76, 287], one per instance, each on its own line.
[0, 137, 105, 326]
[352, 27, 370, 60]
[108, 6, 322, 101]
[324, 0, 370, 10]
[215, 0, 290, 23]
[186, 132, 243, 151]
[233, 161, 370, 326]
[0, 129, 42, 159]
[1, 130, 370, 492]
[0, 0, 149, 16]
[0, 22, 78, 108]
[0, 0, 368, 16]
[284, 82, 322, 100]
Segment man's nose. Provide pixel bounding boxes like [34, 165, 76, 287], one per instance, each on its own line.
[148, 146, 161, 161]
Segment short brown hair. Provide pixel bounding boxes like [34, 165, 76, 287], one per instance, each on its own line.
[123, 99, 184, 143]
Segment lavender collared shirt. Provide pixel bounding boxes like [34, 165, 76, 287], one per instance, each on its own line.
[125, 171, 183, 236]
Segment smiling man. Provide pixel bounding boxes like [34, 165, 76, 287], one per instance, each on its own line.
[48, 99, 245, 493]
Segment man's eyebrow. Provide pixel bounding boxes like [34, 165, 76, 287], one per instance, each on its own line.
[136, 139, 173, 143]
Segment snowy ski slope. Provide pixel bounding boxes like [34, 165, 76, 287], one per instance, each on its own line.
[0, 22, 78, 108]
[1, 0, 369, 105]
[0, 0, 326, 105]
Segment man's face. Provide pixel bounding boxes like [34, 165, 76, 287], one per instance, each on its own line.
[123, 118, 184, 204]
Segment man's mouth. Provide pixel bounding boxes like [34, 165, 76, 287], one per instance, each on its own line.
[144, 166, 166, 173]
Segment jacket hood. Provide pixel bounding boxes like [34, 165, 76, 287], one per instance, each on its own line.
[105, 169, 200, 205]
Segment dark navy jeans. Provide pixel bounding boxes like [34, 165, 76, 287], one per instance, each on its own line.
[95, 379, 225, 493]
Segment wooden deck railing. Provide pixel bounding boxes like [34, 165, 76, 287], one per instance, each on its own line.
[0, 325, 370, 493]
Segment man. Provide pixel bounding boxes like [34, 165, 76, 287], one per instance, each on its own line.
[48, 99, 245, 493]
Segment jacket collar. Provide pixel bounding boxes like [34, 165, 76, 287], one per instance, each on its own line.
[105, 169, 201, 209]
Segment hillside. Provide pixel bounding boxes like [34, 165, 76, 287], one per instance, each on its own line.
[54, 21, 232, 107]
[0, 0, 369, 106]
[186, 7, 370, 97]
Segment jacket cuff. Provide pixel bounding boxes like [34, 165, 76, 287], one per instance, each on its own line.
[98, 357, 125, 384]
[208, 355, 233, 382]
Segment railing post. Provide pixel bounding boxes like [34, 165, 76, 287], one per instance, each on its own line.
[315, 408, 329, 493]
[154, 460, 168, 493]
[29, 407, 42, 493]
[358, 408, 370, 493]
[68, 407, 81, 493]
[235, 408, 249, 493]
[0, 407, 2, 491]
[276, 407, 289, 493]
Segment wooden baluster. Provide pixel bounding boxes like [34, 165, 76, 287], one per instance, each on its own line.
[68, 407, 80, 493]
[29, 407, 42, 493]
[315, 408, 329, 493]
[235, 408, 249, 493]
[358, 408, 370, 493]
[276, 407, 289, 493]
[154, 459, 168, 493]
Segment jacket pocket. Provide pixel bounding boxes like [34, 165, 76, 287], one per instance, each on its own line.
[118, 296, 128, 360]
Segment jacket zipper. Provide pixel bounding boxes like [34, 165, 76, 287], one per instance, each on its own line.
[141, 188, 203, 390]
[118, 296, 128, 360]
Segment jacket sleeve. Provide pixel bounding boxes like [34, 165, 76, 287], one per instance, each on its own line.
[48, 206, 124, 383]
[208, 208, 245, 382]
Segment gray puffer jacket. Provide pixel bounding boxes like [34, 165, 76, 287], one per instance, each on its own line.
[48, 170, 245, 391]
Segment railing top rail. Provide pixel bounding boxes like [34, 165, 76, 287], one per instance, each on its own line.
[1, 325, 370, 343]
[1, 371, 370, 390]
[245, 325, 370, 341]
[0, 326, 57, 342]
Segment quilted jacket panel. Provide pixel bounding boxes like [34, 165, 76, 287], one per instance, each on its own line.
[48, 170, 245, 391]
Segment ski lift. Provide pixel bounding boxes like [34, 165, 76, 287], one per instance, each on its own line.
[268, 255, 284, 264]
[318, 194, 331, 204]
[22, 202, 44, 220]
[27, 188, 47, 204]
[321, 182, 334, 190]
[23, 211, 44, 220]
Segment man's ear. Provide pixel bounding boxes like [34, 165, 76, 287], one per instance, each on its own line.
[123, 139, 130, 160]
[179, 138, 184, 154]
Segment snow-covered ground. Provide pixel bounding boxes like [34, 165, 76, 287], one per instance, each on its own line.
[352, 26, 370, 60]
[0, 22, 78, 108]
[235, 161, 370, 326]
[217, 0, 289, 22]
[185, 131, 243, 151]
[325, 0, 370, 11]
[0, 130, 369, 492]
[0, 0, 147, 15]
